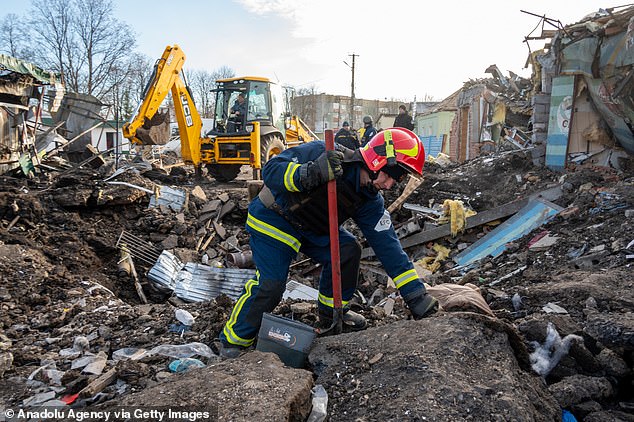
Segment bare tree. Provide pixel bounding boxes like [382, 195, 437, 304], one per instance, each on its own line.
[29, 0, 73, 86]
[0, 14, 34, 60]
[28, 0, 136, 99]
[189, 70, 215, 118]
[297, 85, 319, 96]
[74, 0, 135, 97]
[211, 65, 235, 81]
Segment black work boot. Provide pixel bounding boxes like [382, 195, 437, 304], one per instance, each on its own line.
[402, 290, 438, 320]
[218, 341, 245, 359]
[319, 308, 368, 332]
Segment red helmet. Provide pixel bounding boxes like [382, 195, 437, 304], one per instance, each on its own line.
[360, 128, 425, 178]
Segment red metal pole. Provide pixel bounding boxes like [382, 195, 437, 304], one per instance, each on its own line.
[324, 129, 343, 333]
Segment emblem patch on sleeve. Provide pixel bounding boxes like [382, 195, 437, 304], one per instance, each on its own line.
[374, 210, 392, 232]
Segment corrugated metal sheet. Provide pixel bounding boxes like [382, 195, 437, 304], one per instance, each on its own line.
[147, 251, 254, 301]
[283, 280, 318, 301]
[147, 250, 184, 292]
[149, 186, 187, 211]
[420, 135, 443, 158]
[453, 198, 563, 267]
[175, 264, 254, 301]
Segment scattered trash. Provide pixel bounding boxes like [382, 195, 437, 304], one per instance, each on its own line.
[454, 199, 563, 267]
[283, 280, 319, 301]
[512, 293, 522, 311]
[149, 185, 187, 211]
[306, 384, 328, 422]
[58, 336, 90, 358]
[168, 358, 205, 373]
[60, 393, 79, 405]
[589, 192, 626, 215]
[175, 309, 195, 326]
[528, 232, 559, 252]
[112, 348, 148, 361]
[71, 351, 107, 375]
[168, 323, 191, 334]
[148, 251, 253, 301]
[567, 244, 588, 259]
[147, 342, 215, 359]
[226, 250, 254, 268]
[562, 409, 578, 422]
[542, 302, 569, 314]
[22, 391, 57, 407]
[529, 322, 582, 377]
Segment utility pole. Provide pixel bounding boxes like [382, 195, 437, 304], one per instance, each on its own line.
[349, 53, 357, 127]
[344, 53, 358, 127]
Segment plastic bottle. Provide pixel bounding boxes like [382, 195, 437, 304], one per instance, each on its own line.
[168, 358, 205, 373]
[306, 384, 328, 422]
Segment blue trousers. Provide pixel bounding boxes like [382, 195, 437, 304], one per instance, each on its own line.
[220, 229, 361, 347]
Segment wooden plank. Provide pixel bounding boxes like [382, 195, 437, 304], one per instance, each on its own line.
[78, 367, 117, 398]
[361, 198, 529, 258]
[361, 185, 562, 259]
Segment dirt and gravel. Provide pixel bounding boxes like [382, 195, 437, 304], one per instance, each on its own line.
[0, 149, 633, 421]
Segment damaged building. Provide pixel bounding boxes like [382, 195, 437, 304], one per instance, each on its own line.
[0, 54, 127, 177]
[0, 54, 63, 175]
[531, 5, 634, 170]
[0, 5, 633, 422]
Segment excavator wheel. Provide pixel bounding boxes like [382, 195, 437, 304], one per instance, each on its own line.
[206, 164, 242, 183]
[261, 134, 285, 167]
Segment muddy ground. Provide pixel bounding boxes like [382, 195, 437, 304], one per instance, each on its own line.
[0, 149, 633, 421]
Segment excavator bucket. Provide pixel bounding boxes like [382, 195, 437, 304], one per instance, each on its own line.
[136, 109, 171, 145]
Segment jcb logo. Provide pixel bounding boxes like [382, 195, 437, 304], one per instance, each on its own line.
[181, 95, 193, 126]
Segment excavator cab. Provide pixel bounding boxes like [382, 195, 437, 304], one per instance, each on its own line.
[209, 77, 285, 137]
[203, 77, 290, 181]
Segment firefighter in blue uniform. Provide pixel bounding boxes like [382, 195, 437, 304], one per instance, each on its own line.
[219, 128, 438, 357]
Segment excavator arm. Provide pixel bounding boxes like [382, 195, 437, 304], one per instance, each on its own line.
[285, 115, 319, 146]
[122, 45, 203, 166]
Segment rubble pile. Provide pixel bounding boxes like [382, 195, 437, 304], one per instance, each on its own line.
[0, 147, 633, 419]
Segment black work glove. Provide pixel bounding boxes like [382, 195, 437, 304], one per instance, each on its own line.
[402, 288, 438, 320]
[300, 150, 344, 190]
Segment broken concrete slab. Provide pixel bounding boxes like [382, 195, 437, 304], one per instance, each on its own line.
[102, 351, 314, 421]
[548, 374, 613, 408]
[309, 315, 560, 421]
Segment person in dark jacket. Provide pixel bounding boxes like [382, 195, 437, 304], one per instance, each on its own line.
[334, 121, 360, 150]
[228, 93, 246, 132]
[393, 104, 414, 130]
[359, 115, 377, 146]
[218, 128, 438, 358]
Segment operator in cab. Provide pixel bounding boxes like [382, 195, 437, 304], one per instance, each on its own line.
[228, 93, 246, 132]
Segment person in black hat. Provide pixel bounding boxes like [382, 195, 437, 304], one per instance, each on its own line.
[393, 105, 414, 130]
[334, 121, 360, 150]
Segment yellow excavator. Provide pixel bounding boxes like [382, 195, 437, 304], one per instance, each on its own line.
[123, 44, 318, 182]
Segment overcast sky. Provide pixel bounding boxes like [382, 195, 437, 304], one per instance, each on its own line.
[3, 0, 616, 102]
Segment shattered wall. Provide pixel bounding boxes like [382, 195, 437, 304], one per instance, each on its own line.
[51, 92, 106, 162]
[0, 54, 62, 175]
[536, 6, 634, 170]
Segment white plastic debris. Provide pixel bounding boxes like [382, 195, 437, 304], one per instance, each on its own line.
[175, 309, 195, 326]
[529, 322, 582, 377]
[306, 384, 328, 422]
[542, 302, 568, 314]
[511, 293, 522, 311]
[112, 348, 148, 361]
